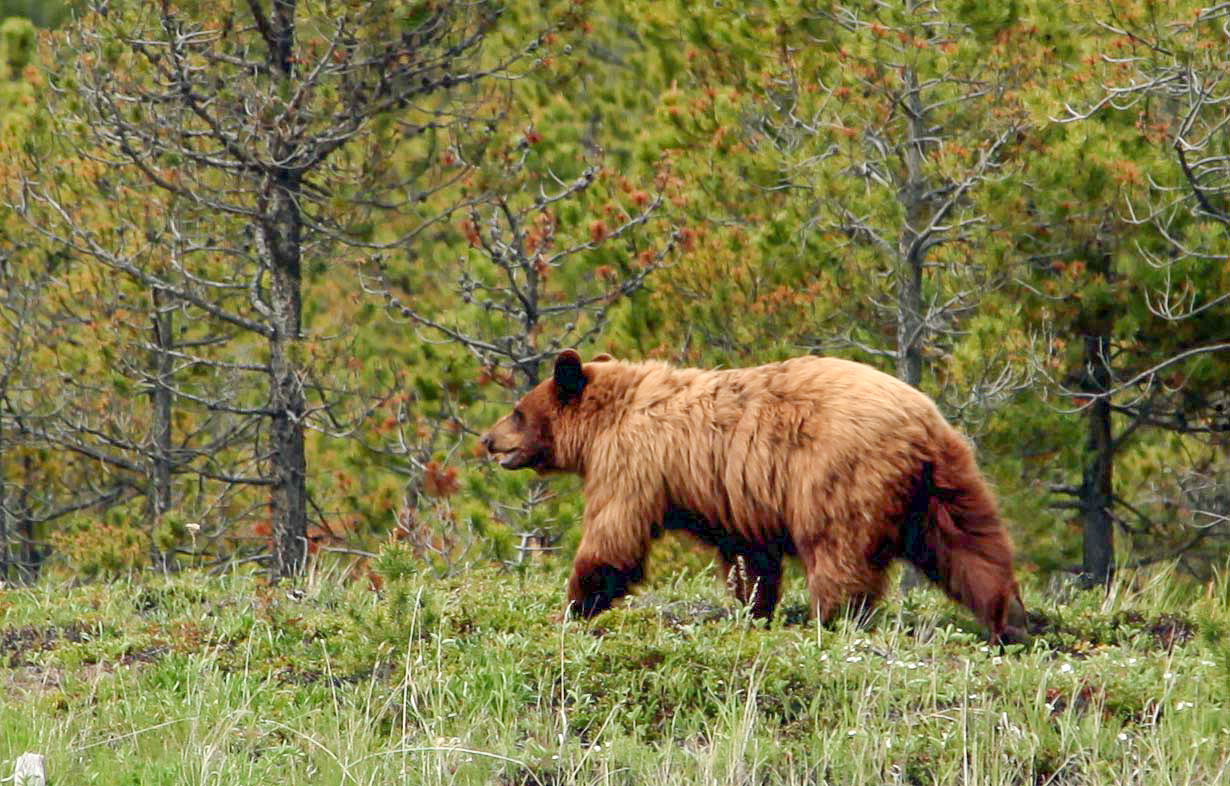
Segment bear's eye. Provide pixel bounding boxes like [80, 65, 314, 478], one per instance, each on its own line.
[512, 409, 525, 426]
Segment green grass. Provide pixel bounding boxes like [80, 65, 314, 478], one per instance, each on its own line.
[2, 559, 1229, 785]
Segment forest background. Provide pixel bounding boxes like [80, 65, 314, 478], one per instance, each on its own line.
[0, 0, 1227, 591]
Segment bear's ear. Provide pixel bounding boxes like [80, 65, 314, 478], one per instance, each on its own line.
[591, 353, 614, 362]
[554, 349, 586, 404]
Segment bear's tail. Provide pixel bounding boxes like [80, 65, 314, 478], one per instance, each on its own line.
[903, 457, 1029, 646]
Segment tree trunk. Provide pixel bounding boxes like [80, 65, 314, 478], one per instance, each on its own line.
[897, 63, 928, 590]
[149, 286, 174, 566]
[897, 236, 928, 590]
[17, 454, 38, 582]
[265, 169, 308, 578]
[260, 2, 308, 579]
[896, 247, 925, 388]
[0, 410, 7, 583]
[1080, 332, 1115, 586]
[897, 64, 928, 390]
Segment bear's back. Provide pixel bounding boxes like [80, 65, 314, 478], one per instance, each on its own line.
[583, 356, 958, 533]
[612, 355, 947, 440]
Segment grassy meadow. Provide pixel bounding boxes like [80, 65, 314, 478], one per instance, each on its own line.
[2, 557, 1229, 785]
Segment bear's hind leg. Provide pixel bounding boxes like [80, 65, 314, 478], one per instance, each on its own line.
[662, 509, 786, 621]
[722, 549, 783, 620]
[798, 540, 888, 626]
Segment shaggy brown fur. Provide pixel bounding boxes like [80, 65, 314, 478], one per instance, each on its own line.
[481, 350, 1028, 645]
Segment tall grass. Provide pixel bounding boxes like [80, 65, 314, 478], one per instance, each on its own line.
[2, 561, 1228, 784]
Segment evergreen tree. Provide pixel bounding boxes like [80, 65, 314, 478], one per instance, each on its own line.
[16, 0, 568, 577]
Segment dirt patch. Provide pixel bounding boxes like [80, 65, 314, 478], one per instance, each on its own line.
[776, 602, 811, 627]
[497, 764, 563, 786]
[4, 664, 66, 696]
[1023, 609, 1197, 654]
[656, 599, 734, 627]
[1045, 681, 1103, 718]
[0, 624, 87, 666]
[120, 644, 169, 665]
[1148, 613, 1196, 651]
[274, 663, 382, 687]
[1033, 755, 1086, 786]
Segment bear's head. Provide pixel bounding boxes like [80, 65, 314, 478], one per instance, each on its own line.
[480, 350, 610, 473]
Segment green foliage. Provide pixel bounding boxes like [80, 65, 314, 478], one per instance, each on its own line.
[2, 567, 1229, 783]
[48, 513, 150, 578]
[3, 8, 1229, 783]
[0, 16, 33, 77]
[0, 0, 1227, 582]
[0, 1, 69, 28]
[339, 574, 441, 669]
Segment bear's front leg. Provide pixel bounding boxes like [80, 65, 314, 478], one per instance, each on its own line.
[567, 557, 646, 618]
[566, 476, 660, 618]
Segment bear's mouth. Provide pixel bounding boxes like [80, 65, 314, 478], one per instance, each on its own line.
[487, 447, 529, 469]
[488, 447, 549, 471]
[496, 451, 525, 469]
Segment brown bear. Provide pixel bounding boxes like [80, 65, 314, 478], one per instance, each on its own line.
[480, 350, 1028, 644]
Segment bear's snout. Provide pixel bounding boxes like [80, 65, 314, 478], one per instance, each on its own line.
[480, 426, 525, 468]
